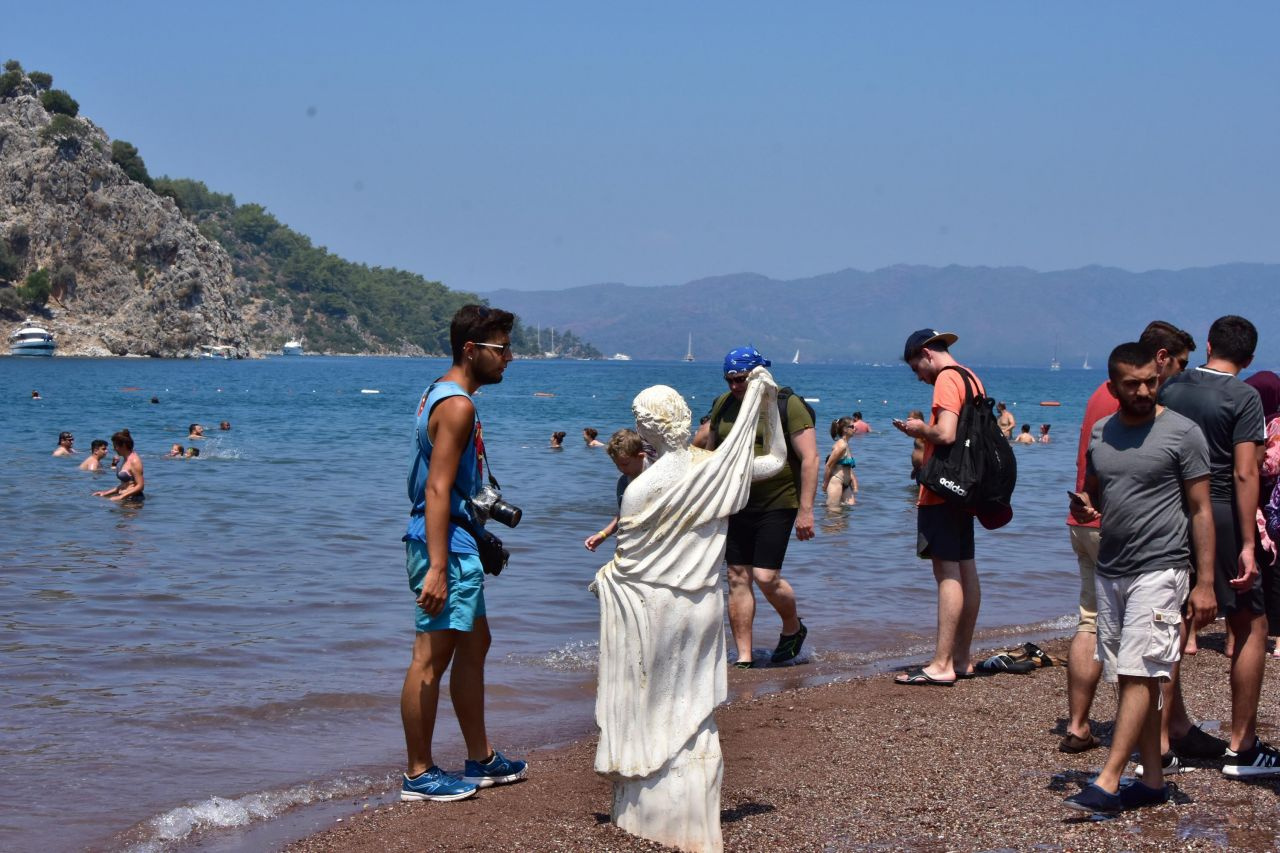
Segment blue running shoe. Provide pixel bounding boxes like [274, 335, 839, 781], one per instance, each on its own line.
[1119, 780, 1170, 809]
[400, 766, 477, 802]
[1063, 782, 1121, 815]
[463, 749, 528, 787]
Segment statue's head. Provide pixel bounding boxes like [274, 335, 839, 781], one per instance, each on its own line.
[632, 385, 691, 451]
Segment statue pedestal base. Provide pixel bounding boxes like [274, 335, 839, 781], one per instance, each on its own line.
[612, 721, 723, 853]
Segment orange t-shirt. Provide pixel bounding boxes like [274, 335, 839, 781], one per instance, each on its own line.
[917, 365, 985, 507]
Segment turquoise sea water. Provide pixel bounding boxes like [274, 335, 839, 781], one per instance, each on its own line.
[1, 356, 1100, 851]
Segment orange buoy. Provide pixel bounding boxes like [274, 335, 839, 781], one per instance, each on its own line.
[1039, 401, 1061, 407]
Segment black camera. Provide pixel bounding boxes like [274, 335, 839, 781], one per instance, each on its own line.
[471, 485, 522, 528]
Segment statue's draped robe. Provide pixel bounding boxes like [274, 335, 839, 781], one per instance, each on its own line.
[593, 377, 768, 852]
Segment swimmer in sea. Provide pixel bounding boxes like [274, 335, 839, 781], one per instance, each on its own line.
[53, 431, 76, 456]
[1014, 424, 1036, 444]
[822, 417, 859, 507]
[583, 427, 605, 447]
[185, 447, 200, 458]
[188, 423, 205, 440]
[550, 431, 566, 449]
[166, 443, 184, 458]
[79, 440, 108, 471]
[1039, 423, 1052, 443]
[93, 429, 145, 502]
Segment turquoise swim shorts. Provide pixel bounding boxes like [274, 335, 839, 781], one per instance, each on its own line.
[405, 541, 486, 632]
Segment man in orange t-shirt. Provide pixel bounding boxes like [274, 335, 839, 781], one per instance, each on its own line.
[892, 329, 985, 686]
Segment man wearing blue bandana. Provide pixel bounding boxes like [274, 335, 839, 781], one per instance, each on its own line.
[695, 345, 818, 668]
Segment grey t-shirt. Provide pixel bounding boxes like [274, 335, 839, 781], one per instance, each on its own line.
[1159, 366, 1265, 503]
[1087, 409, 1210, 578]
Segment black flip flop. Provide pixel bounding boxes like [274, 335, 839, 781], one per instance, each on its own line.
[894, 665, 956, 687]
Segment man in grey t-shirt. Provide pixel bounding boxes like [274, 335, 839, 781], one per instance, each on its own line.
[1063, 342, 1215, 815]
[1158, 314, 1275, 778]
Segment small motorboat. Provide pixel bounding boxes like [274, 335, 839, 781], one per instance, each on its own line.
[281, 340, 304, 357]
[9, 319, 56, 356]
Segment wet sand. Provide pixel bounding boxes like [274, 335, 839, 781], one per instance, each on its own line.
[288, 632, 1280, 852]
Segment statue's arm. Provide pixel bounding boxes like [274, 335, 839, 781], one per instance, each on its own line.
[750, 375, 786, 481]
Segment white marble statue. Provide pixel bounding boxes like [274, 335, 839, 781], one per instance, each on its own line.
[592, 367, 786, 852]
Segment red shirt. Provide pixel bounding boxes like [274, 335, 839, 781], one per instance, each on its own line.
[1066, 381, 1118, 528]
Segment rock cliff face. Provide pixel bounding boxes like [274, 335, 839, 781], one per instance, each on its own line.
[0, 85, 250, 357]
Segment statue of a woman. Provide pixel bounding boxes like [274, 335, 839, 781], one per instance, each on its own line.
[593, 367, 786, 852]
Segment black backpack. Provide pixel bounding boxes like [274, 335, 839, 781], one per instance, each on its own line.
[918, 367, 1017, 510]
[709, 386, 815, 475]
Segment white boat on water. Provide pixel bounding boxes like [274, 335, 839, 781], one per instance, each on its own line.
[199, 345, 236, 360]
[282, 339, 304, 356]
[683, 333, 695, 362]
[610, 353, 632, 361]
[791, 349, 800, 365]
[9, 319, 55, 356]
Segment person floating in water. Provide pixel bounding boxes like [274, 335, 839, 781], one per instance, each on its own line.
[583, 428, 605, 447]
[1014, 424, 1036, 444]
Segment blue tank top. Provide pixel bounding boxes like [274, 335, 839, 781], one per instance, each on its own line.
[403, 381, 482, 553]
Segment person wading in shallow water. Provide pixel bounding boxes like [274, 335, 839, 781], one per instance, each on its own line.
[398, 305, 528, 803]
[694, 345, 818, 669]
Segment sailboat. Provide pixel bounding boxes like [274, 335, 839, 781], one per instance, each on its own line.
[683, 333, 695, 362]
[1082, 353, 1091, 370]
[791, 349, 800, 365]
[1049, 342, 1061, 371]
[544, 327, 559, 359]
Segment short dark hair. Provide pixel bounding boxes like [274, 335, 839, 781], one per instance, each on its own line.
[1207, 315, 1257, 365]
[91, 439, 107, 451]
[112, 429, 134, 451]
[188, 423, 200, 433]
[852, 411, 863, 419]
[1139, 320, 1195, 357]
[450, 304, 515, 364]
[1108, 341, 1156, 382]
[1021, 424, 1031, 432]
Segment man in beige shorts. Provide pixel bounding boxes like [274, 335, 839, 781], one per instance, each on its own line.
[1064, 341, 1215, 814]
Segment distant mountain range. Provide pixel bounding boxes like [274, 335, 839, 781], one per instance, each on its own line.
[481, 263, 1280, 367]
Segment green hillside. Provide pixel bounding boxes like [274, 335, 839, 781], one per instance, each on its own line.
[152, 177, 598, 357]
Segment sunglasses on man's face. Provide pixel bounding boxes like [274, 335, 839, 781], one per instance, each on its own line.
[724, 373, 749, 385]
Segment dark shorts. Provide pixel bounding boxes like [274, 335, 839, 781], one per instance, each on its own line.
[725, 508, 797, 570]
[1193, 500, 1264, 616]
[917, 503, 975, 562]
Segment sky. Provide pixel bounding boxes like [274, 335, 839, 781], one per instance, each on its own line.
[6, 3, 1279, 293]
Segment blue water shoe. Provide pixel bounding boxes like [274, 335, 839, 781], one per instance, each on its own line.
[463, 749, 529, 787]
[400, 766, 477, 802]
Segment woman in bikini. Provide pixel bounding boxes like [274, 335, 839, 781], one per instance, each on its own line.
[822, 418, 859, 507]
[93, 429, 145, 502]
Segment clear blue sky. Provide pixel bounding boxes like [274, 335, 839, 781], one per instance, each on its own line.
[7, 3, 1278, 292]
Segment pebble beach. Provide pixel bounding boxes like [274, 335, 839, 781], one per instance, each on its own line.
[287, 633, 1280, 852]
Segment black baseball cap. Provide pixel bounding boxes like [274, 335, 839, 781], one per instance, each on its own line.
[903, 329, 958, 361]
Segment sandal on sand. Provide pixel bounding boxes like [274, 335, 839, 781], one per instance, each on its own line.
[975, 653, 1036, 674]
[895, 665, 955, 687]
[1058, 732, 1101, 753]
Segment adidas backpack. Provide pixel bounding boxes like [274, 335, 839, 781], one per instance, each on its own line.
[918, 366, 1017, 510]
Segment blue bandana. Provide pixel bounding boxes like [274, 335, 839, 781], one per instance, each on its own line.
[723, 345, 771, 375]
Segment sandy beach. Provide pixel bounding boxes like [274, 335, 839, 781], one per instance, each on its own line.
[287, 632, 1280, 852]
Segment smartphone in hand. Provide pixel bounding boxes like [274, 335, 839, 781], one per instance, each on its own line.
[1067, 491, 1086, 507]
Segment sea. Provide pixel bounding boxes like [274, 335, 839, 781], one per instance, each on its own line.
[1, 355, 1101, 852]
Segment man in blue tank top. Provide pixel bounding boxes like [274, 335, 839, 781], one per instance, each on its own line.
[399, 304, 528, 803]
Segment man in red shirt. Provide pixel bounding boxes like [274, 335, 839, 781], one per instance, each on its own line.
[1059, 321, 1196, 753]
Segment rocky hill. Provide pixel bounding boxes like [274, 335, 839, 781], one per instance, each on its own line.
[0, 64, 249, 356]
[0, 61, 601, 359]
